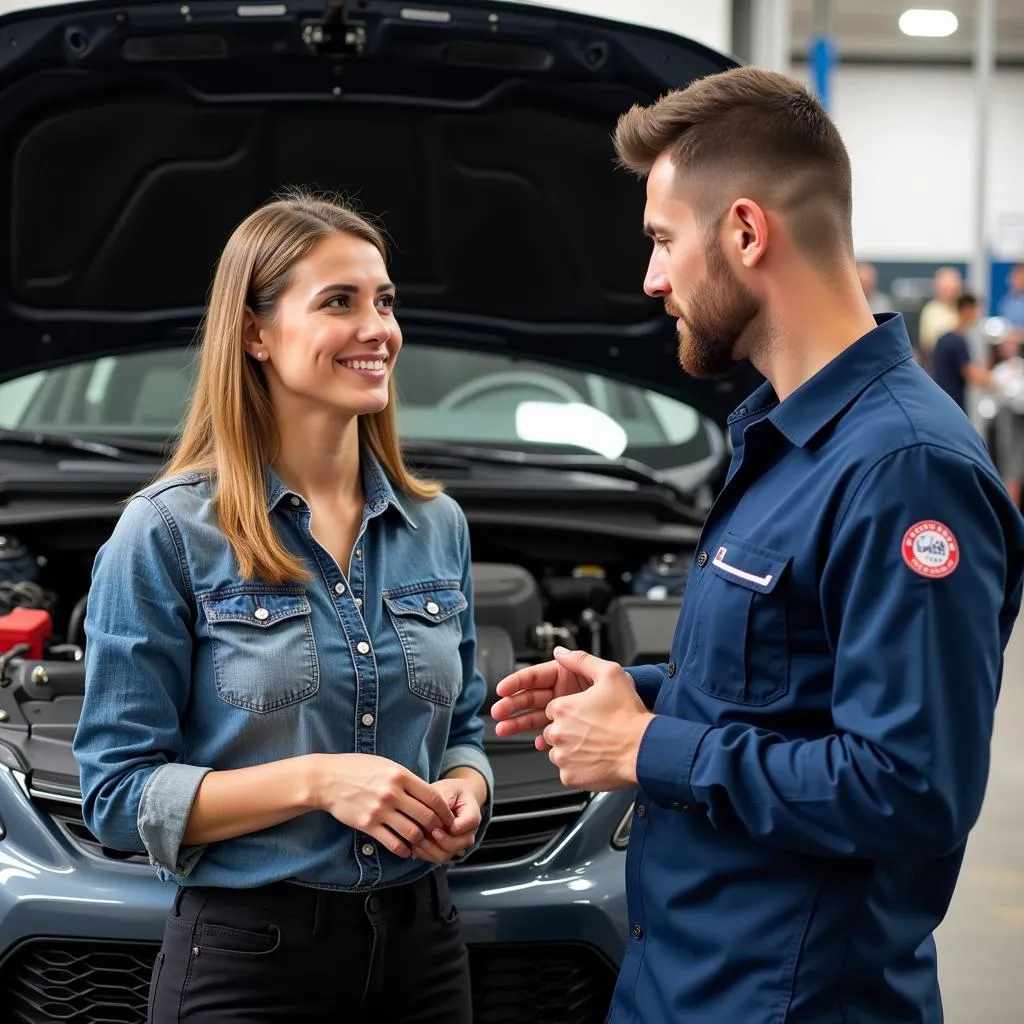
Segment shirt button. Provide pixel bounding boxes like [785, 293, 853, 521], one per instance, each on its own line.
[361, 843, 374, 857]
[354, 597, 363, 609]
[361, 713, 375, 727]
[667, 660, 676, 677]
[334, 582, 346, 595]
[632, 923, 643, 939]
[696, 550, 708, 568]
[425, 600, 440, 615]
[356, 641, 370, 655]
[290, 495, 301, 507]
[636, 804, 647, 818]
[253, 607, 269, 621]
[367, 895, 380, 913]
[355, 548, 363, 559]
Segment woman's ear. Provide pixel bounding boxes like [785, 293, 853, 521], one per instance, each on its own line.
[242, 307, 267, 361]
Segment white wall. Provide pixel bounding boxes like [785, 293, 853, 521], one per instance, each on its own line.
[494, 0, 733, 55]
[794, 64, 1024, 263]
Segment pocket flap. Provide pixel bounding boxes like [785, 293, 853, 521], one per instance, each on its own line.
[384, 585, 467, 623]
[202, 589, 311, 627]
[710, 538, 790, 594]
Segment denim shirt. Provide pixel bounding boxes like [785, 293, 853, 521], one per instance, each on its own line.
[73, 448, 494, 891]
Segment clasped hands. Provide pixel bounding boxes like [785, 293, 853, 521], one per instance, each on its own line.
[314, 755, 484, 864]
[489, 646, 654, 791]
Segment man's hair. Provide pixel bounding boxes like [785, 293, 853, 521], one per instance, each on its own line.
[613, 66, 853, 264]
[957, 292, 979, 312]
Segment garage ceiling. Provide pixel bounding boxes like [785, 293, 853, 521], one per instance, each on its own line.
[790, 0, 1024, 63]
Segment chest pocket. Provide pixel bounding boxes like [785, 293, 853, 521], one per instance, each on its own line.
[383, 583, 467, 707]
[201, 589, 319, 713]
[686, 535, 792, 706]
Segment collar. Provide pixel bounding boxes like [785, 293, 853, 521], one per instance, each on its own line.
[265, 443, 418, 529]
[729, 313, 914, 449]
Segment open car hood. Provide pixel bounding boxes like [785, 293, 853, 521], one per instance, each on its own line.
[0, 0, 759, 425]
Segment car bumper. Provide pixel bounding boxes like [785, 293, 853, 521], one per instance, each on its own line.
[0, 769, 629, 1023]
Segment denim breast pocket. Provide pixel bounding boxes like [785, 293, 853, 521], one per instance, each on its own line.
[688, 535, 792, 707]
[383, 583, 467, 707]
[201, 588, 319, 713]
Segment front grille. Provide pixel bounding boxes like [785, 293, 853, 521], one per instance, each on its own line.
[471, 943, 617, 1024]
[461, 790, 589, 867]
[1, 940, 616, 1024]
[37, 790, 589, 870]
[2, 940, 156, 1023]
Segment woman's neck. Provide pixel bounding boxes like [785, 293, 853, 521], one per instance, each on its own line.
[270, 403, 363, 508]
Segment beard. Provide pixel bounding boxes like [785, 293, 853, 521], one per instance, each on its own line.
[666, 234, 760, 379]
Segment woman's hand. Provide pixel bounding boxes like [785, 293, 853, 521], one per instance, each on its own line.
[411, 774, 484, 864]
[311, 754, 456, 858]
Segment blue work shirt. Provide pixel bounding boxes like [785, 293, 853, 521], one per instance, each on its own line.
[615, 314, 1024, 1024]
[73, 446, 493, 890]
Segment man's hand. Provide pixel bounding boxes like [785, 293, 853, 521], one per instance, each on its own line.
[537, 648, 654, 791]
[411, 772, 484, 864]
[491, 646, 594, 749]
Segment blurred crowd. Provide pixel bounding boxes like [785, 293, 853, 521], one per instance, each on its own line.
[859, 261, 1024, 508]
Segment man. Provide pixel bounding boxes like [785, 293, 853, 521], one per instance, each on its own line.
[857, 260, 891, 314]
[918, 265, 963, 360]
[998, 262, 1024, 344]
[491, 67, 1024, 1024]
[931, 292, 993, 413]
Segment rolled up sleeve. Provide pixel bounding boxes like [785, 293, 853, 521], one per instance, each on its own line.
[73, 495, 209, 877]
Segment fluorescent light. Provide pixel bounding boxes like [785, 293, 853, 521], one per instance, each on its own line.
[899, 9, 959, 38]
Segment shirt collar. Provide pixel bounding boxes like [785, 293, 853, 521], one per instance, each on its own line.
[729, 313, 914, 449]
[265, 442, 418, 529]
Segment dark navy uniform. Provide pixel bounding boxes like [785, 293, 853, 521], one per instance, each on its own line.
[614, 314, 1024, 1023]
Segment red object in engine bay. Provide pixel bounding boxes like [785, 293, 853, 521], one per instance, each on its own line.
[0, 608, 53, 659]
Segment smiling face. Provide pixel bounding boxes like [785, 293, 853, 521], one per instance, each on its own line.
[641, 153, 760, 379]
[245, 231, 401, 418]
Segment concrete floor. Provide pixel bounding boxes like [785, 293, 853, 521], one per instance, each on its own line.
[935, 622, 1024, 1022]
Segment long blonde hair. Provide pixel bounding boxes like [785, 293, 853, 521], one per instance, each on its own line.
[164, 189, 441, 583]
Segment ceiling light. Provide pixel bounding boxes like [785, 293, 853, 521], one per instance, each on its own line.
[899, 8, 959, 38]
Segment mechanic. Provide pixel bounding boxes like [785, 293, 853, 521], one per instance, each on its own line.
[491, 67, 1024, 1024]
[73, 191, 491, 1023]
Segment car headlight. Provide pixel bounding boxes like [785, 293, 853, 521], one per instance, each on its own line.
[611, 802, 634, 850]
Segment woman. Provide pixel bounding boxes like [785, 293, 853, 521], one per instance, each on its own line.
[72, 190, 493, 1023]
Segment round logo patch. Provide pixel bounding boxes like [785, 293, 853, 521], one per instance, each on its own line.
[901, 520, 959, 578]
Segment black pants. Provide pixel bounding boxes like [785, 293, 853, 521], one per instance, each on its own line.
[148, 868, 471, 1023]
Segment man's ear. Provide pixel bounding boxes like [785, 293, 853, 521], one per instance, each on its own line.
[725, 198, 769, 270]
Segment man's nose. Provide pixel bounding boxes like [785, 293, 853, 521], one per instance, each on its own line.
[644, 266, 670, 298]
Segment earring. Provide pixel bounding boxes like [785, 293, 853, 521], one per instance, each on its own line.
[256, 350, 267, 360]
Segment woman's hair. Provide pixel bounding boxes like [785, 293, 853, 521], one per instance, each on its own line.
[163, 188, 441, 583]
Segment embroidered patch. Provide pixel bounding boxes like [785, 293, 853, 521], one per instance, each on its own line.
[901, 520, 959, 578]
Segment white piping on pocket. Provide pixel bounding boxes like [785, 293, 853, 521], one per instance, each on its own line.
[712, 546, 774, 587]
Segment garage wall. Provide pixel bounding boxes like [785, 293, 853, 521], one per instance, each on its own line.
[792, 63, 1024, 266]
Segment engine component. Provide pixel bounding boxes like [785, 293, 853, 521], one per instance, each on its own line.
[1, 652, 84, 696]
[0, 535, 39, 584]
[628, 552, 690, 599]
[0, 608, 53, 659]
[471, 563, 545, 656]
[67, 595, 89, 650]
[475, 624, 517, 694]
[605, 595, 682, 666]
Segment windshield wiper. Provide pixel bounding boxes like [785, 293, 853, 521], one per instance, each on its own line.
[0, 430, 166, 461]
[402, 441, 702, 517]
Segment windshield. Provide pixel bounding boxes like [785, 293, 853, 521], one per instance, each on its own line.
[0, 344, 722, 481]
